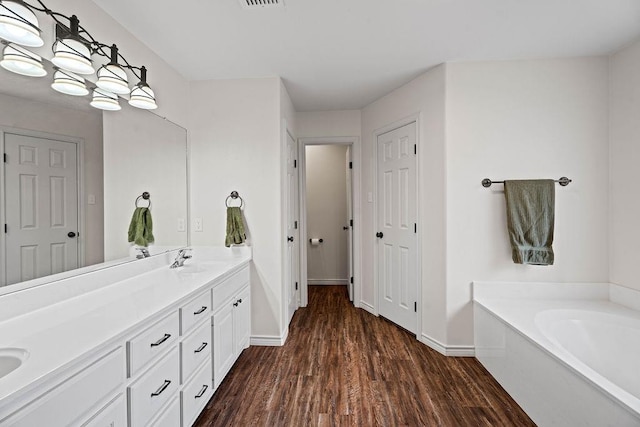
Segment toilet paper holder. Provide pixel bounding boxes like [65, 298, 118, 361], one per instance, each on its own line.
[309, 238, 324, 243]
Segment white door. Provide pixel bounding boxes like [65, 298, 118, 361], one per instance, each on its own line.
[376, 122, 418, 333]
[346, 146, 354, 302]
[285, 131, 299, 323]
[4, 133, 79, 285]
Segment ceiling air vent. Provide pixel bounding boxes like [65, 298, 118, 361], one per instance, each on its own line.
[239, 0, 283, 9]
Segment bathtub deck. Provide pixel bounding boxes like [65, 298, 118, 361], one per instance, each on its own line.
[195, 286, 535, 426]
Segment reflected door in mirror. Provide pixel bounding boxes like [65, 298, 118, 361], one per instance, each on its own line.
[5, 133, 79, 285]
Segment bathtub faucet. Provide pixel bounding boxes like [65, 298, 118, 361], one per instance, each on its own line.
[170, 249, 192, 268]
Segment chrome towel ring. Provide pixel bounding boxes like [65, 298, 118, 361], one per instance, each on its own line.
[225, 190, 244, 208]
[135, 191, 151, 209]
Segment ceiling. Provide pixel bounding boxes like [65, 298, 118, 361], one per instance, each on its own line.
[91, 0, 640, 112]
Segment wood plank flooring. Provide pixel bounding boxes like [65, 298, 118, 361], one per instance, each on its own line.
[195, 286, 535, 426]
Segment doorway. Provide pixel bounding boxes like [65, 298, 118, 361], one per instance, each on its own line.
[1, 128, 83, 286]
[298, 137, 361, 310]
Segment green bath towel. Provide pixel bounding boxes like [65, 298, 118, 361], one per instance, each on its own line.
[504, 180, 555, 265]
[128, 207, 154, 247]
[225, 206, 246, 247]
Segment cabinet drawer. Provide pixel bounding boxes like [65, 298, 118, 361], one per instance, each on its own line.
[128, 347, 179, 427]
[82, 393, 127, 427]
[181, 361, 213, 427]
[128, 311, 179, 376]
[149, 396, 180, 427]
[211, 266, 249, 311]
[181, 290, 211, 335]
[181, 320, 212, 384]
[5, 347, 125, 427]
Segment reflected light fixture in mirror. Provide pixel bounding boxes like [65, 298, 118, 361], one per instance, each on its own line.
[90, 87, 121, 111]
[51, 68, 89, 96]
[0, 0, 43, 47]
[0, 42, 45, 76]
[96, 44, 129, 95]
[51, 15, 93, 75]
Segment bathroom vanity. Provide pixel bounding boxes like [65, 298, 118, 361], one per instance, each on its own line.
[0, 247, 251, 426]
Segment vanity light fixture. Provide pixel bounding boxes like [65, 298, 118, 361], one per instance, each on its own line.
[95, 44, 129, 95]
[51, 68, 88, 96]
[0, 0, 159, 110]
[0, 0, 43, 47]
[90, 88, 121, 111]
[51, 15, 93, 75]
[0, 42, 46, 77]
[129, 66, 157, 110]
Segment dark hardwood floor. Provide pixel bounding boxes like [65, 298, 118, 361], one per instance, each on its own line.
[195, 286, 535, 426]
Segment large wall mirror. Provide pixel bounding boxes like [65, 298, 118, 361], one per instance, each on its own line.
[0, 58, 188, 294]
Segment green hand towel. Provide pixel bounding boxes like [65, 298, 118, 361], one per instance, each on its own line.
[504, 179, 555, 265]
[128, 207, 155, 247]
[225, 206, 246, 247]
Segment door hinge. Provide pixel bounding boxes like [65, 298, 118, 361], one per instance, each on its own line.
[414, 223, 417, 233]
[414, 301, 417, 312]
[4, 224, 6, 233]
[294, 159, 297, 168]
[414, 144, 417, 155]
[350, 276, 353, 284]
[294, 220, 298, 229]
[3, 153, 7, 163]
[350, 219, 353, 227]
[295, 282, 298, 290]
[349, 161, 353, 169]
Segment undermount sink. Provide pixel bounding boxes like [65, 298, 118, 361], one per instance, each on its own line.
[0, 348, 28, 379]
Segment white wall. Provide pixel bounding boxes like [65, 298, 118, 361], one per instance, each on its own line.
[305, 145, 349, 283]
[297, 110, 361, 138]
[0, 93, 104, 267]
[445, 58, 610, 346]
[361, 65, 448, 343]
[610, 39, 640, 292]
[189, 77, 284, 340]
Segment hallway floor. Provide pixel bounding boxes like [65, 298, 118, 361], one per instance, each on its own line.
[194, 286, 535, 426]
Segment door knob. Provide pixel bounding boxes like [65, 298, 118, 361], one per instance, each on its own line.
[343, 226, 349, 230]
[376, 232, 383, 239]
[287, 236, 294, 242]
[67, 232, 77, 238]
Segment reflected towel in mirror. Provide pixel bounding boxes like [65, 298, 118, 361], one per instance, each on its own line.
[128, 207, 154, 247]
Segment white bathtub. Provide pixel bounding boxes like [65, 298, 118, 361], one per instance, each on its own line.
[473, 282, 640, 427]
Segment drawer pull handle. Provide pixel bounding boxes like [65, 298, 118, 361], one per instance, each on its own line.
[195, 385, 209, 399]
[194, 342, 208, 353]
[238, 298, 243, 304]
[233, 301, 239, 307]
[150, 333, 171, 347]
[151, 380, 171, 397]
[193, 306, 207, 315]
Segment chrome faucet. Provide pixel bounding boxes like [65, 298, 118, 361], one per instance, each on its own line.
[170, 249, 192, 268]
[136, 247, 151, 259]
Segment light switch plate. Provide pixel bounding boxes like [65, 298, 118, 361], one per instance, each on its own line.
[88, 194, 96, 205]
[194, 218, 203, 232]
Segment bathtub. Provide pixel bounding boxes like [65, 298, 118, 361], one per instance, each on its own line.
[473, 282, 640, 427]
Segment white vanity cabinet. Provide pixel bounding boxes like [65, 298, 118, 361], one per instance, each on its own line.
[0, 252, 251, 427]
[212, 267, 251, 389]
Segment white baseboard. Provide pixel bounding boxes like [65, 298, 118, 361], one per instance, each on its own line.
[308, 279, 348, 286]
[420, 333, 475, 357]
[359, 301, 376, 315]
[250, 327, 289, 347]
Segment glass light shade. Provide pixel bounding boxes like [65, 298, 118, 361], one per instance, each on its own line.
[52, 38, 93, 75]
[90, 88, 120, 111]
[51, 69, 88, 96]
[96, 63, 129, 94]
[0, 1, 43, 47]
[129, 84, 157, 110]
[0, 43, 45, 77]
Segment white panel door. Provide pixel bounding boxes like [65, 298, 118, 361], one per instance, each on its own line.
[346, 146, 354, 302]
[376, 122, 417, 333]
[285, 132, 299, 323]
[4, 133, 78, 285]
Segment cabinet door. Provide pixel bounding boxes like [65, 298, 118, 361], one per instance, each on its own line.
[212, 303, 235, 389]
[233, 286, 251, 355]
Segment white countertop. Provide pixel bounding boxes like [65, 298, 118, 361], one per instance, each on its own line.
[0, 246, 251, 413]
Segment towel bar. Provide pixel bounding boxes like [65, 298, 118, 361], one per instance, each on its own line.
[482, 177, 571, 188]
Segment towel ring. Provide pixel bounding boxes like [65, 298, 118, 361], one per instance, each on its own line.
[225, 190, 244, 208]
[135, 192, 151, 209]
